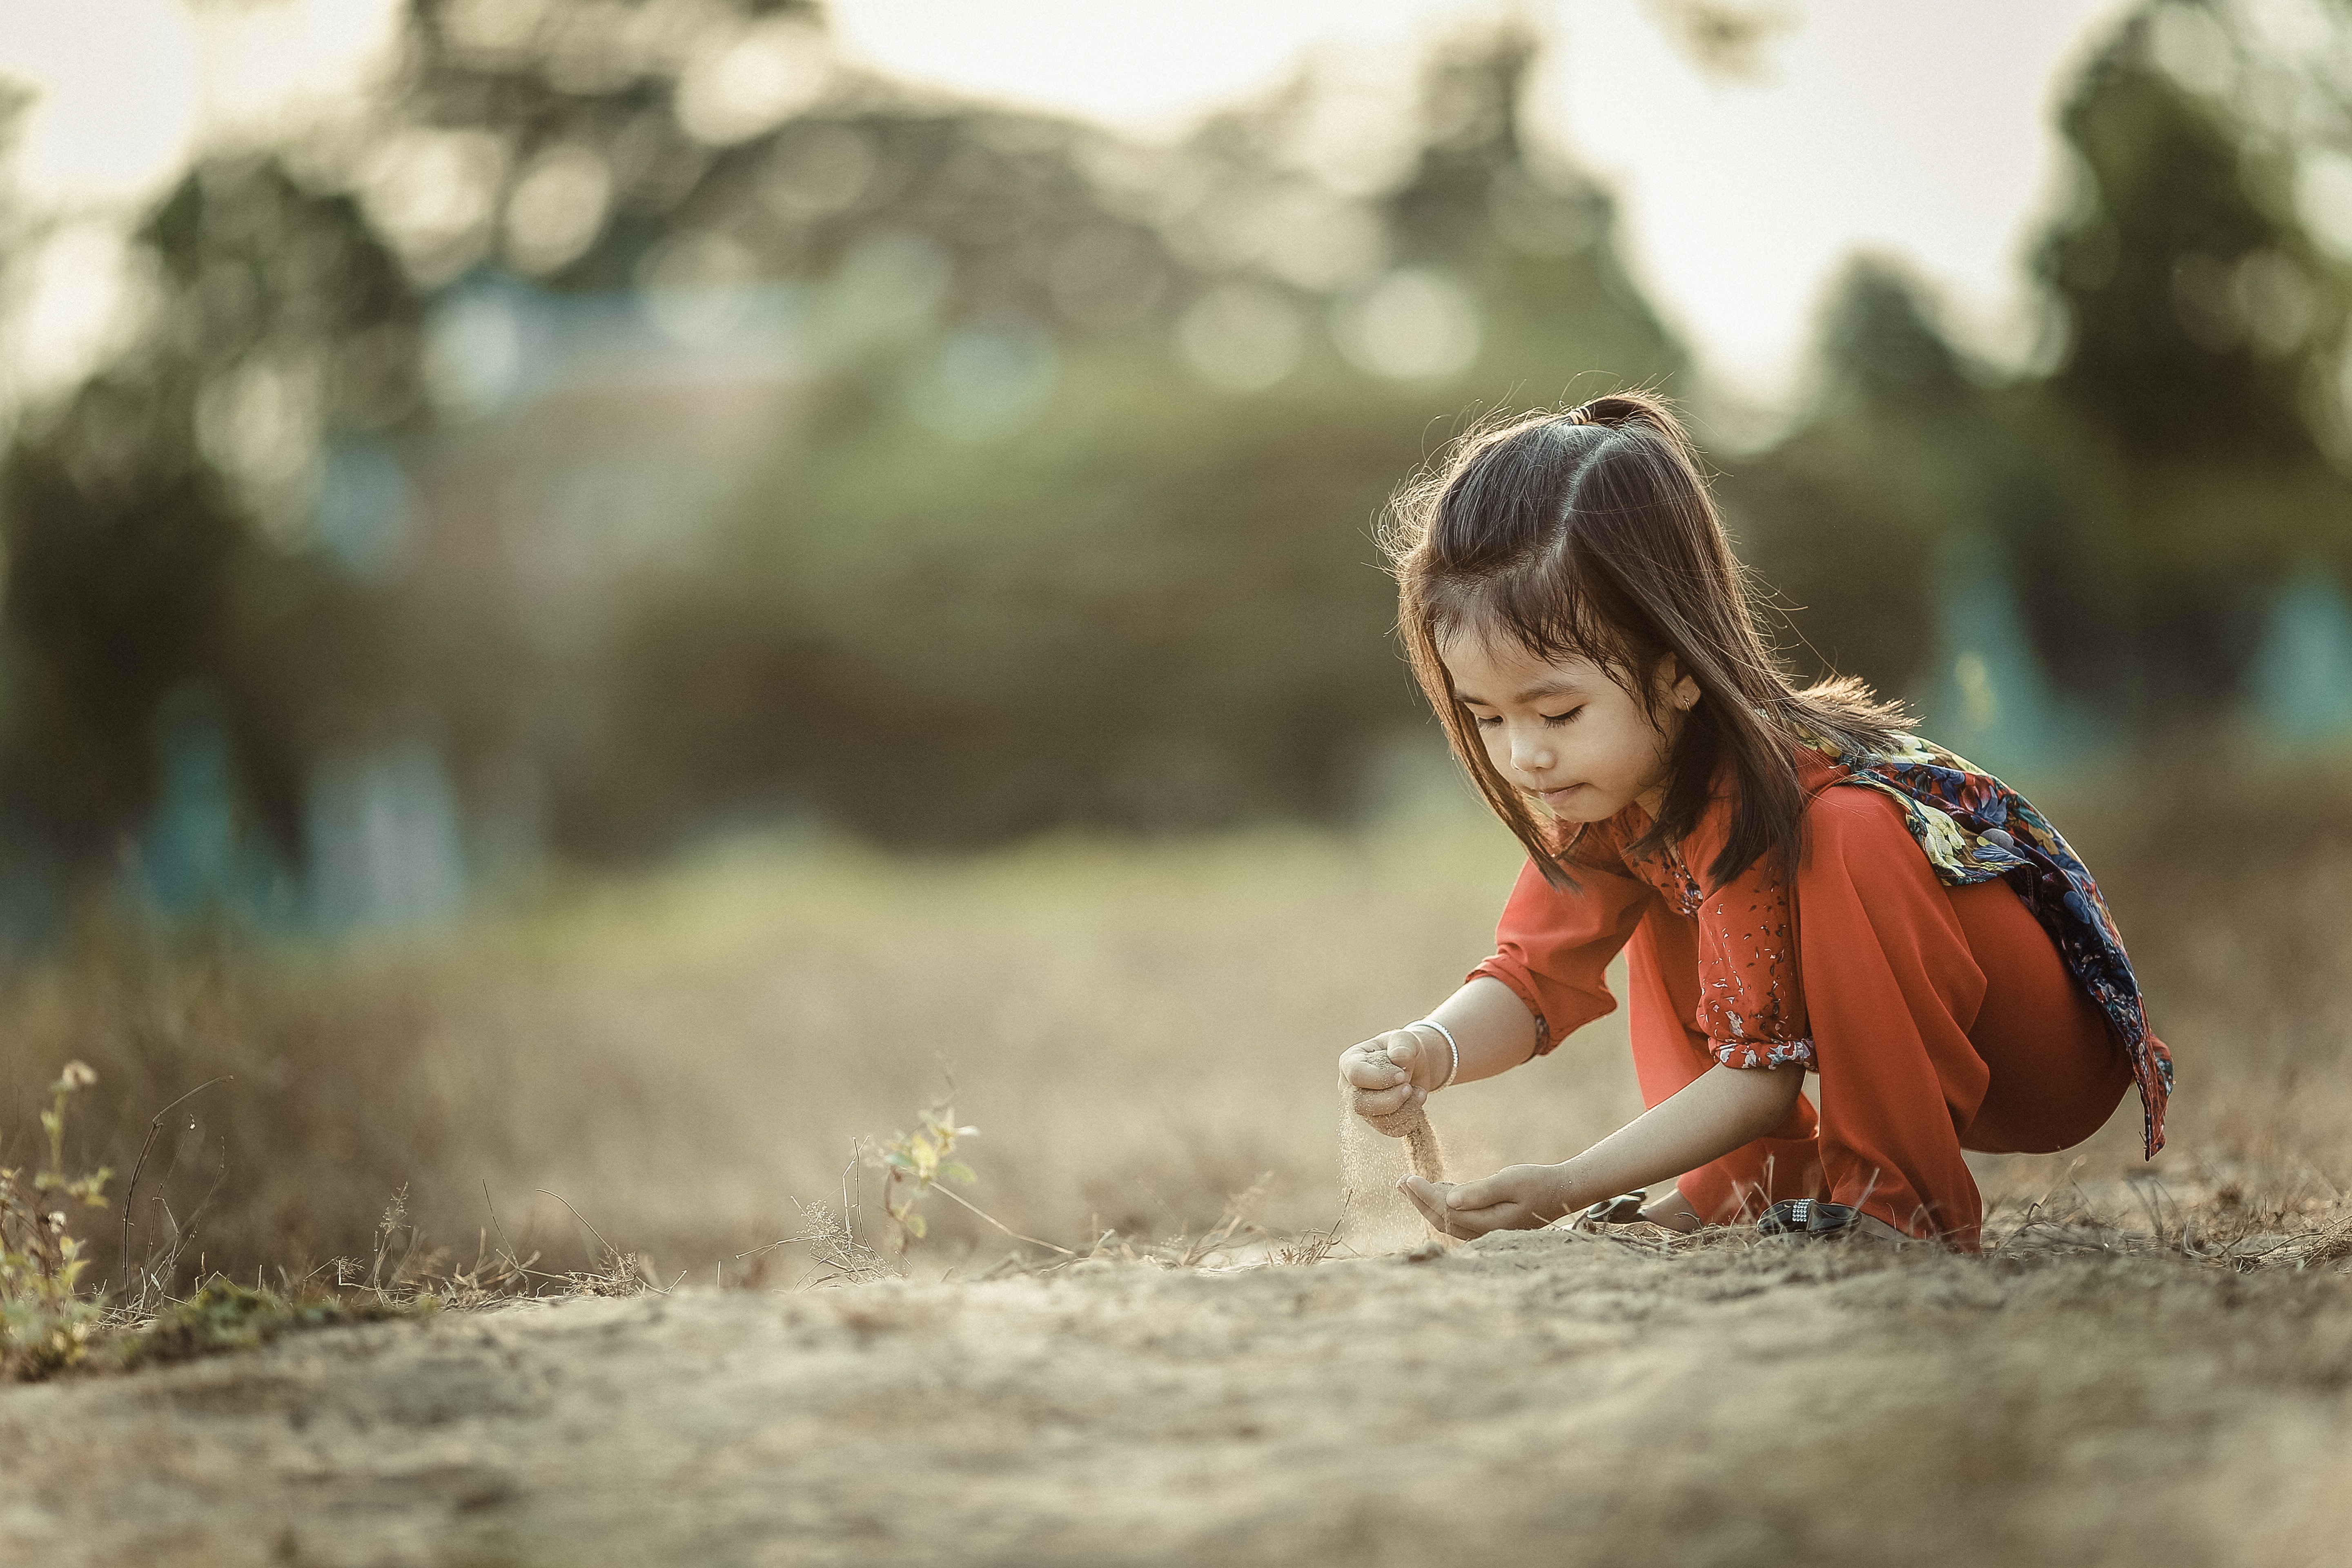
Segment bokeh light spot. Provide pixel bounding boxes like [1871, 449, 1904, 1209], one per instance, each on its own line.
[1176, 283, 1305, 393]
[1332, 267, 1479, 382]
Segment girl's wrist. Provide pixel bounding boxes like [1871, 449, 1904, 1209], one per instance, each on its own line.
[1548, 1156, 1601, 1219]
[1401, 1018, 1461, 1092]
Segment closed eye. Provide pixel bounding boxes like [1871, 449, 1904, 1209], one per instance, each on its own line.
[1468, 708, 1582, 728]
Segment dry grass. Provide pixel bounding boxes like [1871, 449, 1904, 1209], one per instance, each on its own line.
[0, 753, 2347, 1297]
[3, 754, 2352, 1566]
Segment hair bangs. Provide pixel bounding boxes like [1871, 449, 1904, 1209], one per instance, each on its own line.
[1422, 548, 1651, 703]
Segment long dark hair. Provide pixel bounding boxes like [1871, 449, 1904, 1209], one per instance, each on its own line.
[1383, 391, 1909, 889]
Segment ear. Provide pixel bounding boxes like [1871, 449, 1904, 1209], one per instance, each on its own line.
[1655, 655, 1701, 713]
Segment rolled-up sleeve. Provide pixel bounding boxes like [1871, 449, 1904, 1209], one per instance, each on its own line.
[1691, 854, 1812, 1070]
[1466, 851, 1655, 1057]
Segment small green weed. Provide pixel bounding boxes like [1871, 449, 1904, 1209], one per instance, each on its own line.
[743, 1089, 1076, 1283]
[0, 1068, 484, 1383]
[111, 1279, 421, 1372]
[751, 1087, 1350, 1281]
[871, 1100, 980, 1243]
[865, 1093, 1078, 1262]
[1, 1062, 114, 1376]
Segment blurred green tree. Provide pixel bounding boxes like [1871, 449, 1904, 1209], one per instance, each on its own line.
[0, 3, 1684, 882]
[1722, 257, 1977, 702]
[0, 157, 437, 876]
[1731, 0, 2352, 733]
[594, 25, 1685, 847]
[2030, 0, 2352, 709]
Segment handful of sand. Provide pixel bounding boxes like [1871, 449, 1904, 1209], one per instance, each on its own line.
[1368, 1043, 1447, 1184]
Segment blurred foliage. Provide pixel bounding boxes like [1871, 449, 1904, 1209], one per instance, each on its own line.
[2027, 2, 2352, 706]
[0, 0, 2346, 901]
[0, 1060, 111, 1377]
[517, 19, 1682, 845]
[1718, 257, 1979, 697]
[0, 2, 1680, 872]
[1725, 0, 2352, 712]
[1, 160, 437, 876]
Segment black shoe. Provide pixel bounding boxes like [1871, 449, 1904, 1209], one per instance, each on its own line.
[1581, 1192, 1648, 1225]
[1756, 1199, 1865, 1239]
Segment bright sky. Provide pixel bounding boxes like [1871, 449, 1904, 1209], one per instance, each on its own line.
[0, 0, 2136, 408]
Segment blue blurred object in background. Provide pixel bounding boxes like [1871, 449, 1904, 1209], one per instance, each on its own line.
[2252, 566, 2352, 749]
[305, 743, 468, 931]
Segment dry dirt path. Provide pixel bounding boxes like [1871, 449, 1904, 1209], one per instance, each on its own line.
[5, 1230, 2351, 1568]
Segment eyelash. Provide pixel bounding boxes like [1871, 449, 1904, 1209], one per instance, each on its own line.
[1472, 709, 1581, 728]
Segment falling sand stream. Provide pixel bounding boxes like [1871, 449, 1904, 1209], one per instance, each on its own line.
[1337, 1043, 1446, 1251]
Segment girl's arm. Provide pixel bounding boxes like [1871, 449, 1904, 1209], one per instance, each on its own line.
[1338, 976, 1542, 1133]
[1400, 1064, 1805, 1236]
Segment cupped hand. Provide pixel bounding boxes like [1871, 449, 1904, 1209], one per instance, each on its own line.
[1338, 1031, 1440, 1137]
[1399, 1164, 1577, 1238]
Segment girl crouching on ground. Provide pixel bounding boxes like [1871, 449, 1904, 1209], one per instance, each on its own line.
[1340, 392, 2171, 1249]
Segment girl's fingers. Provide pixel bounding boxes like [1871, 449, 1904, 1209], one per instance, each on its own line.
[1439, 1199, 1528, 1234]
[1400, 1177, 1528, 1238]
[1339, 1045, 1410, 1089]
[1352, 1080, 1421, 1115]
[1399, 1176, 1455, 1231]
[1446, 1164, 1562, 1218]
[1446, 1176, 1502, 1209]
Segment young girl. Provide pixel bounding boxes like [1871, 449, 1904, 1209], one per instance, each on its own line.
[1339, 392, 2172, 1250]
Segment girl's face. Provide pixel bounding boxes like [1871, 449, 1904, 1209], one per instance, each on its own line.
[1438, 630, 1698, 826]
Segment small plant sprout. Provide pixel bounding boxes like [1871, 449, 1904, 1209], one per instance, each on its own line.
[38, 1061, 114, 1214]
[870, 1102, 980, 1244]
[852, 1093, 1076, 1262]
[3, 1061, 116, 1375]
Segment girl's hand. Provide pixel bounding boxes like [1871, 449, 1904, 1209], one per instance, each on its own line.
[1338, 1031, 1444, 1137]
[1398, 1165, 1577, 1238]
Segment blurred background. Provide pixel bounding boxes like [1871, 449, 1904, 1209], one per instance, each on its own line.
[0, 0, 2347, 1287]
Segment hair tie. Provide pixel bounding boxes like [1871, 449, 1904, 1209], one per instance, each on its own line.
[1564, 401, 1595, 426]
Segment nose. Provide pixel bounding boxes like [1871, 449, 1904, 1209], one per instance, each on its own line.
[1510, 728, 1554, 777]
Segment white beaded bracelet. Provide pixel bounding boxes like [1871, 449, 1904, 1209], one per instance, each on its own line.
[1405, 1018, 1461, 1091]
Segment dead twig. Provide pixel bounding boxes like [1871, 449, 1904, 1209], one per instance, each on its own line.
[925, 1182, 1076, 1257]
[2301, 1211, 2352, 1268]
[532, 1187, 621, 1265]
[118, 1075, 232, 1297]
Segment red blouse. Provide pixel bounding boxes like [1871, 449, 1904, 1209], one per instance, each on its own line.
[1468, 750, 1829, 1072]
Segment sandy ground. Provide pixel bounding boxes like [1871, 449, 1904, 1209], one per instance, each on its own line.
[6, 1229, 2352, 1568]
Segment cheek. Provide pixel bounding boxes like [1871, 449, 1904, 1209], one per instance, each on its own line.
[1595, 715, 1663, 776]
[1637, 718, 1678, 775]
